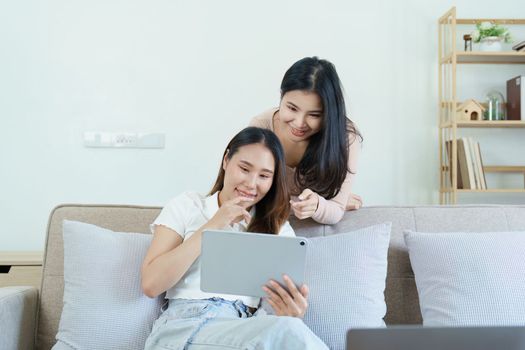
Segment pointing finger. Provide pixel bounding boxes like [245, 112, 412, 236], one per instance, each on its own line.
[298, 188, 314, 201]
[292, 199, 316, 210]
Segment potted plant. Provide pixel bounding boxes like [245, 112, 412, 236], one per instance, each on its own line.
[471, 22, 512, 51]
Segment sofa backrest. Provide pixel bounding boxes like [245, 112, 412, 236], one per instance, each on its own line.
[38, 205, 160, 350]
[37, 204, 525, 349]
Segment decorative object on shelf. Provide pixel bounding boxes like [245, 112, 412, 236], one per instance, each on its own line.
[471, 21, 512, 52]
[456, 99, 485, 121]
[512, 40, 525, 52]
[463, 34, 472, 51]
[506, 75, 524, 120]
[480, 37, 503, 51]
[484, 90, 506, 120]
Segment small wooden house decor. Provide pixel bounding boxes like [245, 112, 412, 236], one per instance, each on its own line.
[457, 99, 485, 121]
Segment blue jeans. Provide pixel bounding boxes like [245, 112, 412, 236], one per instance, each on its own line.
[144, 298, 328, 350]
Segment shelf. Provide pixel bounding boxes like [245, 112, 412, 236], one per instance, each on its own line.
[440, 101, 507, 108]
[458, 52, 525, 64]
[441, 188, 525, 193]
[442, 166, 525, 193]
[484, 166, 525, 173]
[440, 52, 525, 64]
[441, 165, 525, 172]
[456, 19, 525, 25]
[457, 189, 525, 193]
[441, 121, 525, 128]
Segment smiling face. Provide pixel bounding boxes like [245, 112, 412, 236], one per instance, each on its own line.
[277, 90, 324, 141]
[219, 143, 275, 209]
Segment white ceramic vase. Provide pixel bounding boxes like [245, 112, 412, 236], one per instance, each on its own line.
[479, 36, 503, 52]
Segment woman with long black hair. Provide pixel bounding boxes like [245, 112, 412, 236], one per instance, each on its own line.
[251, 56, 363, 224]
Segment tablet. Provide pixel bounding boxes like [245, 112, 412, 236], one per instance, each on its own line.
[200, 230, 308, 297]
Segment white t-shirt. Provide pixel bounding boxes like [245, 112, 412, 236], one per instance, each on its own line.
[151, 191, 295, 308]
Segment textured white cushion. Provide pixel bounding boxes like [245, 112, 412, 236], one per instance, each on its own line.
[303, 223, 391, 350]
[405, 230, 525, 327]
[53, 220, 162, 350]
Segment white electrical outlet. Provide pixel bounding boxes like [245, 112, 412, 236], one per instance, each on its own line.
[84, 132, 165, 149]
[114, 133, 138, 147]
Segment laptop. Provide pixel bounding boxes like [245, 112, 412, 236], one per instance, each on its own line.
[347, 326, 525, 350]
[200, 230, 308, 297]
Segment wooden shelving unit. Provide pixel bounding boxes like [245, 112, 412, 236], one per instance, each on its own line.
[438, 7, 525, 204]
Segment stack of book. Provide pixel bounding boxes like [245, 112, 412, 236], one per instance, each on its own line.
[512, 40, 525, 52]
[446, 138, 487, 190]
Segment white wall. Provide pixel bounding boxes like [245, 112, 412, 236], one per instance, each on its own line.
[1, 0, 524, 251]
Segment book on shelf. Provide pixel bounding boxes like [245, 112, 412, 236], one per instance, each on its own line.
[458, 139, 471, 189]
[445, 140, 463, 189]
[512, 40, 525, 51]
[446, 138, 486, 190]
[462, 138, 476, 189]
[468, 137, 488, 190]
[507, 75, 524, 121]
[468, 138, 481, 190]
[475, 141, 487, 190]
[445, 139, 470, 189]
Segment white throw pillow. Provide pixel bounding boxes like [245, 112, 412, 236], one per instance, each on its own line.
[404, 230, 525, 327]
[302, 223, 391, 350]
[53, 220, 163, 350]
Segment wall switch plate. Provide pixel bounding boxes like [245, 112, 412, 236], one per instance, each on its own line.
[84, 132, 165, 149]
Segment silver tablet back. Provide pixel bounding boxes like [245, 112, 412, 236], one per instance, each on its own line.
[200, 230, 308, 297]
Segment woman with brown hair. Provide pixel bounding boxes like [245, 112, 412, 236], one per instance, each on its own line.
[141, 127, 327, 350]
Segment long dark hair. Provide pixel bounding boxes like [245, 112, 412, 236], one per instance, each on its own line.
[209, 127, 290, 234]
[280, 56, 363, 199]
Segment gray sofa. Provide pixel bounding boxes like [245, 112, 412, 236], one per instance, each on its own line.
[2, 204, 525, 350]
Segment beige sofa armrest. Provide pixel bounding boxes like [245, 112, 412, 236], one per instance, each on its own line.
[0, 286, 38, 350]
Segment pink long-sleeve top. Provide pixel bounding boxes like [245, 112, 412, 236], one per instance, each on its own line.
[250, 108, 361, 225]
